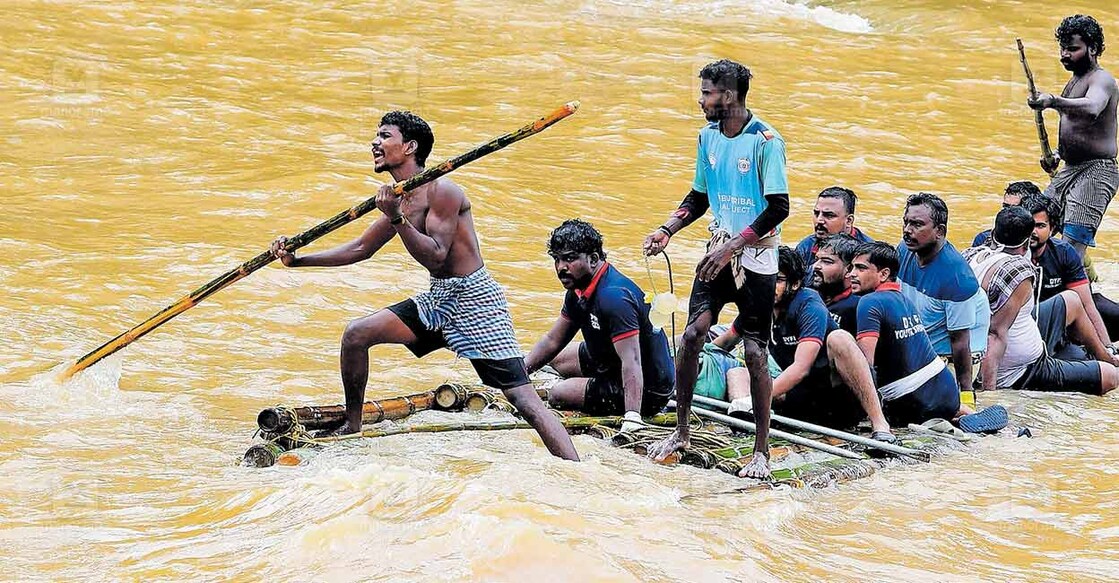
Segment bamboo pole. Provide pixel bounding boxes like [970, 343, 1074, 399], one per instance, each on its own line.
[669, 400, 863, 460]
[256, 390, 438, 433]
[691, 395, 930, 462]
[61, 101, 581, 380]
[1017, 38, 1060, 175]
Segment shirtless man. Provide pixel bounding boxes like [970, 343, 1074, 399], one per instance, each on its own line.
[1029, 14, 1119, 257]
[270, 111, 578, 460]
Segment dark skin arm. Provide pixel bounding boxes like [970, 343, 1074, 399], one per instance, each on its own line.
[271, 218, 396, 267]
[374, 183, 462, 273]
[981, 280, 1032, 390]
[948, 329, 973, 394]
[1030, 77, 1112, 118]
[612, 334, 644, 413]
[524, 316, 580, 374]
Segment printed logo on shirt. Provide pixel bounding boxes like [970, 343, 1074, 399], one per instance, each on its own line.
[895, 315, 926, 339]
[590, 313, 600, 330]
[1046, 277, 1062, 288]
[781, 335, 797, 346]
[737, 157, 751, 174]
[708, 153, 717, 169]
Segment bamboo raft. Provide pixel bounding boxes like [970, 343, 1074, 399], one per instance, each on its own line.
[242, 378, 970, 490]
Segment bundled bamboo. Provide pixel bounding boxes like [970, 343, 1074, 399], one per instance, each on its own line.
[256, 390, 438, 433]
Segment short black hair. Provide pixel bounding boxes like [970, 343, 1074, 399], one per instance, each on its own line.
[699, 60, 753, 102]
[905, 192, 949, 229]
[854, 241, 900, 281]
[992, 206, 1035, 248]
[1020, 193, 1064, 233]
[778, 245, 806, 285]
[1057, 14, 1105, 56]
[817, 233, 860, 265]
[1005, 181, 1042, 199]
[818, 186, 858, 214]
[379, 111, 434, 166]
[547, 219, 605, 259]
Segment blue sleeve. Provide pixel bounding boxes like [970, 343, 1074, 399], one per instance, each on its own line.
[794, 236, 814, 265]
[691, 133, 708, 194]
[856, 295, 884, 338]
[760, 137, 788, 196]
[945, 294, 979, 331]
[1059, 245, 1089, 285]
[598, 288, 642, 342]
[972, 230, 990, 247]
[796, 297, 829, 343]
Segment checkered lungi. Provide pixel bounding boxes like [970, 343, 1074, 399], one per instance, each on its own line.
[1045, 157, 1119, 232]
[412, 266, 523, 360]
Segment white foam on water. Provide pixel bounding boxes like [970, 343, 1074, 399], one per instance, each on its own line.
[581, 0, 873, 34]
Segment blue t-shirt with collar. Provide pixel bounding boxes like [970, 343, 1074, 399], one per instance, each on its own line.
[897, 242, 990, 355]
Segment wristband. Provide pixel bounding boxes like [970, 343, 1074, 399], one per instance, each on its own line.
[390, 214, 406, 225]
[657, 225, 673, 237]
[738, 226, 759, 246]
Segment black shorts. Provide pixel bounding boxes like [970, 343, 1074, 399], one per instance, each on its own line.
[578, 342, 672, 417]
[686, 263, 776, 344]
[1011, 296, 1102, 394]
[882, 368, 960, 426]
[772, 368, 865, 429]
[387, 299, 529, 390]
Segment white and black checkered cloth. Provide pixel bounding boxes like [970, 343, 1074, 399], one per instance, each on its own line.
[963, 246, 1037, 314]
[413, 267, 524, 361]
[1045, 158, 1119, 230]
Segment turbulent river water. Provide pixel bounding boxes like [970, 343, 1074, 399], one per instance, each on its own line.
[3, 1, 1118, 581]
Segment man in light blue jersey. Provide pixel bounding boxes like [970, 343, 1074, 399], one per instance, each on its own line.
[897, 192, 990, 398]
[643, 59, 790, 479]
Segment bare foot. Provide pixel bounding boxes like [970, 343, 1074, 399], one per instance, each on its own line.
[646, 427, 689, 462]
[737, 452, 771, 479]
[312, 422, 361, 439]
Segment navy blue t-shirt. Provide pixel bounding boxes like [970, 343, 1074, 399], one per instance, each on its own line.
[825, 289, 861, 337]
[770, 288, 836, 372]
[971, 233, 1087, 302]
[561, 263, 674, 395]
[1034, 238, 1089, 301]
[855, 282, 942, 388]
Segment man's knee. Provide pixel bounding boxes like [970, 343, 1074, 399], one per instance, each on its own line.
[1060, 289, 1084, 314]
[1099, 363, 1119, 395]
[682, 319, 712, 347]
[740, 336, 766, 365]
[342, 318, 381, 349]
[826, 329, 856, 355]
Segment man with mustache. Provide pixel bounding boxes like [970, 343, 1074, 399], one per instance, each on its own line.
[642, 59, 788, 479]
[525, 220, 674, 432]
[270, 111, 578, 460]
[795, 186, 874, 272]
[1028, 14, 1118, 259]
[972, 181, 1044, 247]
[811, 233, 862, 336]
[898, 193, 991, 398]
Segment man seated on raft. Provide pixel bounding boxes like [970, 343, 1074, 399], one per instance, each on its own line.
[848, 242, 966, 426]
[525, 219, 675, 432]
[811, 233, 862, 336]
[964, 207, 1119, 395]
[794, 186, 874, 276]
[709, 246, 895, 442]
[976, 190, 1118, 356]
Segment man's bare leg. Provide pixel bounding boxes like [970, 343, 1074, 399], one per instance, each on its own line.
[547, 343, 583, 377]
[334, 310, 421, 435]
[1060, 290, 1119, 364]
[504, 384, 580, 460]
[826, 330, 891, 434]
[725, 367, 752, 402]
[546, 377, 591, 410]
[647, 310, 713, 461]
[738, 337, 772, 479]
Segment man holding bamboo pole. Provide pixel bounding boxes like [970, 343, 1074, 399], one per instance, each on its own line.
[270, 111, 579, 460]
[1028, 14, 1119, 259]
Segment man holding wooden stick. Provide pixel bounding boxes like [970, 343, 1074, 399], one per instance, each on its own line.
[1028, 14, 1119, 258]
[270, 111, 579, 460]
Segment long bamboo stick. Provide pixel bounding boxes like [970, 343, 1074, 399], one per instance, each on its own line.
[256, 390, 438, 433]
[61, 102, 580, 380]
[692, 395, 930, 462]
[670, 400, 863, 460]
[1016, 38, 1059, 175]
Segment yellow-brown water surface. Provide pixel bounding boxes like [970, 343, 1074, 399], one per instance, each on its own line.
[3, 1, 1118, 581]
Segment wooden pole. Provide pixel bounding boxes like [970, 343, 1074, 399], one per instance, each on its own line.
[1016, 38, 1060, 175]
[61, 102, 580, 380]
